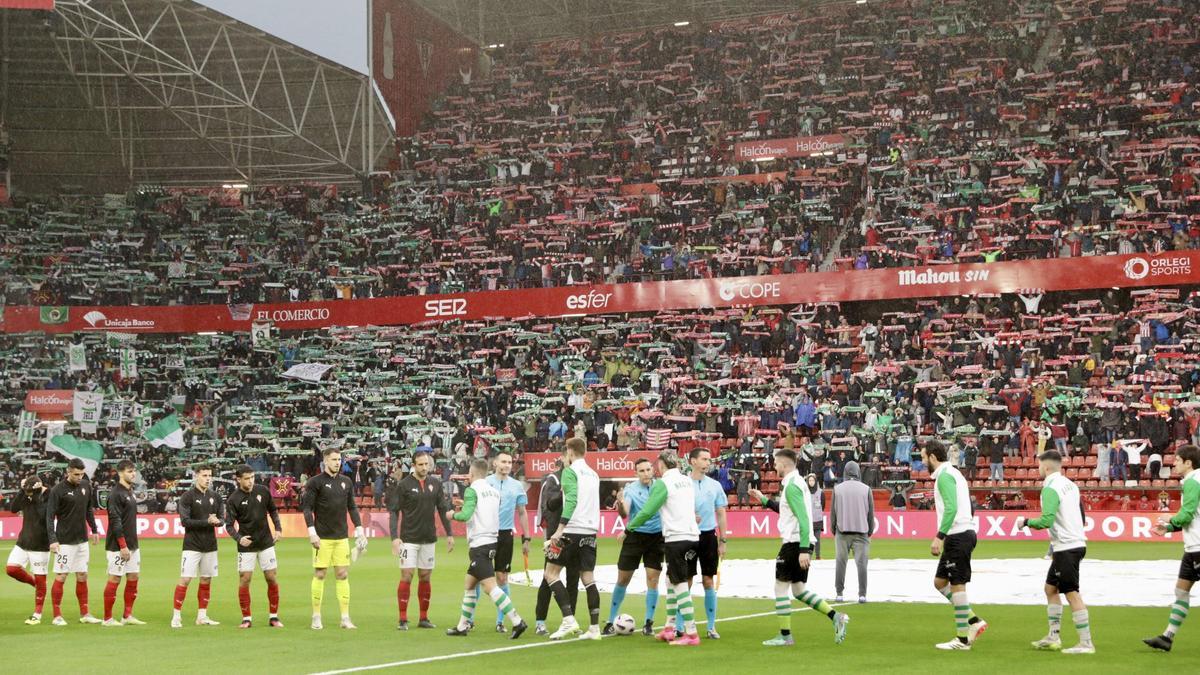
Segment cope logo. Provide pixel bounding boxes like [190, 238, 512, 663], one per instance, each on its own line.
[424, 298, 467, 318]
[718, 281, 781, 302]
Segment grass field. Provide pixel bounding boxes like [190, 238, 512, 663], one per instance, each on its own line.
[2, 537, 1197, 673]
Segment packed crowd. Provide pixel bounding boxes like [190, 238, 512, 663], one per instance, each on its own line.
[4, 278, 1200, 513]
[1, 0, 1197, 309]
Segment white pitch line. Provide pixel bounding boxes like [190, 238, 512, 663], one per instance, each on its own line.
[308, 603, 851, 674]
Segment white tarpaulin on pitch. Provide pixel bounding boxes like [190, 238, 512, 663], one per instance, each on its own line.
[512, 558, 1182, 607]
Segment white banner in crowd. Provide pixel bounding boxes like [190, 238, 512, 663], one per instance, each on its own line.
[282, 362, 333, 383]
[72, 391, 105, 434]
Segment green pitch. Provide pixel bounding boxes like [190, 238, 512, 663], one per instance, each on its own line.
[1, 538, 1197, 673]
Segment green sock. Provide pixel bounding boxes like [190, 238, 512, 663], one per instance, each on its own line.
[775, 595, 791, 632]
[940, 586, 978, 622]
[952, 592, 971, 639]
[796, 589, 834, 619]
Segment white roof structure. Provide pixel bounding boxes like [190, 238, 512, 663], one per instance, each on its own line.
[4, 0, 392, 192]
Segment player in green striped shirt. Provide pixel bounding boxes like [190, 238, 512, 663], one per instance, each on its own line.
[1145, 444, 1199, 653]
[1017, 450, 1093, 654]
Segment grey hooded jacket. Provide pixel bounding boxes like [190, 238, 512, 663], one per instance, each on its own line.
[830, 461, 875, 536]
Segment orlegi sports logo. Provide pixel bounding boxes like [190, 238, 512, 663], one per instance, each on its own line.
[1123, 256, 1190, 281]
[81, 310, 155, 330]
[718, 280, 782, 303]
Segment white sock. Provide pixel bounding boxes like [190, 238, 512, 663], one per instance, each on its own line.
[173, 609, 182, 620]
[1047, 603, 1062, 637]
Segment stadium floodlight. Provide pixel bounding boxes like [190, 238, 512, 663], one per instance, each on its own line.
[856, 0, 868, 4]
[221, 183, 249, 189]
[674, 21, 690, 26]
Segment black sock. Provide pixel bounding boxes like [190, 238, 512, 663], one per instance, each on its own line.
[968, 616, 980, 625]
[781, 629, 791, 636]
[827, 609, 836, 620]
[550, 579, 572, 616]
[535, 579, 551, 622]
[958, 636, 969, 644]
[585, 583, 600, 627]
[566, 568, 580, 612]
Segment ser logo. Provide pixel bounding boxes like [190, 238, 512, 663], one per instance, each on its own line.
[424, 298, 467, 318]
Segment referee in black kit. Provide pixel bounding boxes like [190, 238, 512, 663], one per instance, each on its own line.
[533, 457, 579, 635]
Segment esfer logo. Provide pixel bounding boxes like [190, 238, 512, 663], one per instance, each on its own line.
[424, 298, 467, 318]
[566, 290, 613, 311]
[718, 281, 781, 303]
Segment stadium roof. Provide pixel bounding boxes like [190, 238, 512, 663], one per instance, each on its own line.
[4, 0, 392, 194]
[413, 0, 836, 45]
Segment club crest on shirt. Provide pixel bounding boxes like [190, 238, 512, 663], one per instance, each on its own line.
[209, 498, 214, 505]
[256, 494, 262, 503]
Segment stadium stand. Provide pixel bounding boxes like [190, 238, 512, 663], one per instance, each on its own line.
[3, 0, 1200, 518]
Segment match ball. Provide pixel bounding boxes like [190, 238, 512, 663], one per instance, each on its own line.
[613, 613, 636, 635]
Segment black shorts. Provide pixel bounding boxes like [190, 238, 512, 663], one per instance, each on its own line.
[664, 539, 700, 585]
[1179, 551, 1200, 583]
[468, 544, 497, 580]
[1045, 547, 1086, 594]
[617, 531, 664, 572]
[545, 533, 597, 572]
[775, 542, 810, 584]
[935, 531, 977, 585]
[495, 529, 514, 573]
[698, 529, 721, 577]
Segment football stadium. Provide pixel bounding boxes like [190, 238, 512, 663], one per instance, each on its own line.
[2, 0, 1200, 672]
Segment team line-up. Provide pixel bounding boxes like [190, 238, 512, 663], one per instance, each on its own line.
[6, 438, 1200, 653]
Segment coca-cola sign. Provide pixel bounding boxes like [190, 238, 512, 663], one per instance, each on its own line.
[733, 134, 846, 161]
[23, 389, 75, 413]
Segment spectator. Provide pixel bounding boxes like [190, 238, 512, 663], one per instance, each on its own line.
[830, 461, 874, 603]
[806, 474, 824, 560]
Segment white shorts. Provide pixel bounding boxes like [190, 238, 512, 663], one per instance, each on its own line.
[399, 542, 436, 570]
[237, 547, 278, 573]
[8, 546, 49, 576]
[106, 549, 141, 576]
[180, 550, 219, 578]
[53, 543, 89, 574]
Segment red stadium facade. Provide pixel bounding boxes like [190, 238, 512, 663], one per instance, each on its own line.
[4, 252, 1197, 334]
[372, 0, 477, 136]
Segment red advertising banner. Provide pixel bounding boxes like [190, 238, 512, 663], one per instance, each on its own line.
[0, 511, 1176, 543]
[23, 389, 75, 413]
[522, 450, 662, 479]
[372, 0, 476, 136]
[732, 134, 846, 161]
[0, 1, 55, 9]
[4, 252, 1198, 335]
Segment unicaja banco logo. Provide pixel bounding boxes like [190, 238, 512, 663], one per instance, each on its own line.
[1123, 258, 1149, 280]
[83, 311, 107, 327]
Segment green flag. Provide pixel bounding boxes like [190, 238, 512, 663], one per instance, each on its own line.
[40, 306, 69, 325]
[48, 434, 104, 478]
[144, 413, 185, 449]
[17, 410, 36, 444]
